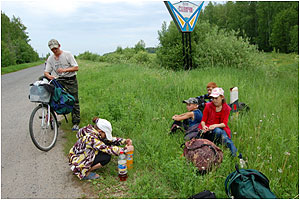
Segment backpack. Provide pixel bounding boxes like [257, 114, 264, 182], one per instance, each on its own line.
[183, 139, 223, 174]
[189, 190, 216, 199]
[183, 123, 200, 140]
[50, 79, 75, 115]
[225, 165, 276, 199]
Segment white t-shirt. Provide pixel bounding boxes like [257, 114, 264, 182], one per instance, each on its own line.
[45, 51, 78, 78]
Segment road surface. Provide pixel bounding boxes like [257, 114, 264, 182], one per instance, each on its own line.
[1, 65, 90, 198]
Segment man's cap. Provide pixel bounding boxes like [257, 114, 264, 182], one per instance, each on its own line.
[96, 118, 113, 141]
[182, 97, 198, 104]
[48, 39, 60, 49]
[210, 87, 224, 97]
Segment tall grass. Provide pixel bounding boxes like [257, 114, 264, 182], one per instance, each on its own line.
[1, 60, 44, 74]
[62, 53, 298, 198]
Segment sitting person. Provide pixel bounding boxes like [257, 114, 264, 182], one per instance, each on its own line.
[171, 97, 203, 140]
[198, 88, 238, 157]
[69, 117, 134, 180]
[196, 82, 218, 112]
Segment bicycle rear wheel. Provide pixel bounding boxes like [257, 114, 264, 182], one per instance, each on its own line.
[29, 104, 58, 151]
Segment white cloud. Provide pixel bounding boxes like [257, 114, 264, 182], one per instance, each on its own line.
[1, 0, 179, 56]
[3, 0, 92, 17]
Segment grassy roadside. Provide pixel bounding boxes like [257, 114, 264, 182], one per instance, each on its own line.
[1, 60, 45, 74]
[61, 53, 298, 198]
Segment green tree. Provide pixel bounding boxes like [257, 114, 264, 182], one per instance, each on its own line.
[200, 1, 299, 53]
[116, 46, 123, 54]
[289, 25, 299, 53]
[134, 40, 146, 52]
[1, 12, 39, 67]
[156, 21, 183, 70]
[1, 41, 16, 67]
[270, 2, 299, 53]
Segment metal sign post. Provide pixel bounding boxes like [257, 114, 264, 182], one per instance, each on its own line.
[164, 1, 204, 70]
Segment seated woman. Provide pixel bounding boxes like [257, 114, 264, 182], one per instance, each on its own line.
[171, 97, 203, 140]
[69, 117, 134, 180]
[198, 88, 237, 157]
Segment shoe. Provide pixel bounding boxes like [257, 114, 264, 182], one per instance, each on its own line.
[72, 124, 79, 131]
[82, 172, 100, 180]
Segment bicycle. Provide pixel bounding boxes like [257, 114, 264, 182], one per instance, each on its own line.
[29, 78, 59, 151]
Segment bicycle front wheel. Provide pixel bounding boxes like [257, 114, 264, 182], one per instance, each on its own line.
[29, 104, 58, 151]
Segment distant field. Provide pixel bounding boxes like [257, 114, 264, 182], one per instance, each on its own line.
[1, 60, 44, 74]
[60, 52, 298, 198]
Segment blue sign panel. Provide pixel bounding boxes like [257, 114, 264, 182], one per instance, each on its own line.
[165, 1, 204, 32]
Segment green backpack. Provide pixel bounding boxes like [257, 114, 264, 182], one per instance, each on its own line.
[225, 165, 276, 199]
[50, 79, 75, 115]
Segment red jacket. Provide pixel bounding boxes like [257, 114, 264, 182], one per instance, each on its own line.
[198, 102, 232, 138]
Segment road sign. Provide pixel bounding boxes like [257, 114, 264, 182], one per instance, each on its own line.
[164, 1, 204, 32]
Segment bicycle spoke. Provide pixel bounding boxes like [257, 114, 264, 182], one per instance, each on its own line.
[29, 104, 58, 151]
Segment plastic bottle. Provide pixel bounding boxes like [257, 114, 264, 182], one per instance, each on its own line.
[126, 146, 134, 170]
[118, 149, 128, 181]
[238, 153, 246, 168]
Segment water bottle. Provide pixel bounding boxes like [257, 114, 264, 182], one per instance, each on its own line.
[118, 149, 128, 181]
[238, 153, 246, 168]
[126, 146, 134, 170]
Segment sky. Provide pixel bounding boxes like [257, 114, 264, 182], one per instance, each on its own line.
[1, 0, 209, 57]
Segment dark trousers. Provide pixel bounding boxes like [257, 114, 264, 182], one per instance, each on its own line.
[92, 151, 111, 167]
[58, 77, 80, 125]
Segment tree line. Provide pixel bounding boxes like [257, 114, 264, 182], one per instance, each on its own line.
[1, 12, 40, 67]
[199, 1, 298, 53]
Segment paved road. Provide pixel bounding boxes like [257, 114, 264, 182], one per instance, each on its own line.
[1, 65, 86, 198]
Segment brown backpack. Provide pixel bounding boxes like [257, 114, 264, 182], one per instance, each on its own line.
[183, 138, 223, 174]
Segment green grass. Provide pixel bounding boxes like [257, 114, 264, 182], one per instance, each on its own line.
[61, 53, 298, 198]
[1, 60, 44, 74]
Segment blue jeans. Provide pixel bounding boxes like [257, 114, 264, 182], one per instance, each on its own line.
[204, 128, 237, 157]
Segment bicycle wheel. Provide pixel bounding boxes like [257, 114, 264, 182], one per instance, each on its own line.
[29, 104, 58, 151]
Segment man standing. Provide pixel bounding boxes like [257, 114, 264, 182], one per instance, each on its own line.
[44, 39, 80, 131]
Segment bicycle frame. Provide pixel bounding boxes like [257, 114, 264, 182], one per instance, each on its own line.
[40, 104, 51, 128]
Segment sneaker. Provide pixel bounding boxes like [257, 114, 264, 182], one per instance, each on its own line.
[72, 124, 79, 131]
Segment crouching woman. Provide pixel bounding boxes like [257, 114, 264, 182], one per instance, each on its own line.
[69, 117, 133, 180]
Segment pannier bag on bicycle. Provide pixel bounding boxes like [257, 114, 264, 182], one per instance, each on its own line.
[29, 81, 52, 103]
[50, 79, 75, 115]
[183, 138, 223, 174]
[225, 165, 276, 199]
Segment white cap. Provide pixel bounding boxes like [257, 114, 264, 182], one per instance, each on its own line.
[96, 118, 112, 141]
[210, 87, 224, 97]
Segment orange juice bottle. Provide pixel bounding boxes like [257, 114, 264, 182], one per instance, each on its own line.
[126, 147, 134, 170]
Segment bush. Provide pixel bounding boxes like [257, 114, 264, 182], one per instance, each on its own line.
[129, 51, 150, 64]
[157, 20, 263, 70]
[77, 44, 156, 66]
[194, 25, 262, 69]
[77, 51, 100, 61]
